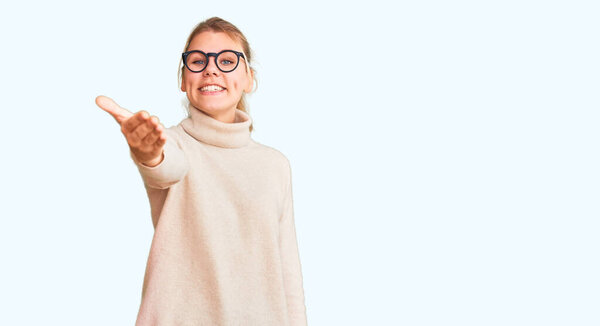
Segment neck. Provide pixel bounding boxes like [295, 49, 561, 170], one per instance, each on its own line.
[204, 108, 237, 123]
[180, 104, 252, 148]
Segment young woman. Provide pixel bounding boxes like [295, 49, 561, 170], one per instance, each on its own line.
[96, 17, 307, 326]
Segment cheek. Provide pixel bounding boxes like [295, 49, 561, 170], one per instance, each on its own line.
[228, 74, 248, 91]
[183, 71, 199, 86]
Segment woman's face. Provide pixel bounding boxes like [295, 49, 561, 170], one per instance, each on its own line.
[181, 31, 253, 122]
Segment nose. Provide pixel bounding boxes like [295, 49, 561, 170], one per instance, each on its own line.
[203, 56, 220, 76]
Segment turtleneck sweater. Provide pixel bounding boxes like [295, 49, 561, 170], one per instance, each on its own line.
[128, 105, 307, 326]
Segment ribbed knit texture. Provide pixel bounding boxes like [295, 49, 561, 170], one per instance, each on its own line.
[129, 105, 307, 325]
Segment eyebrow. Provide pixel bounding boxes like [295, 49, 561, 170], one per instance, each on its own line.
[188, 48, 241, 52]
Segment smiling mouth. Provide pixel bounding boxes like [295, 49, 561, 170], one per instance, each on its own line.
[199, 85, 226, 92]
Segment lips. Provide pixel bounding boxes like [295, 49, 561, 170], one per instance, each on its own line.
[199, 84, 226, 92]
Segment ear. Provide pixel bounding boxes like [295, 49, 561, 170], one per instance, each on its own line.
[244, 69, 254, 93]
[180, 72, 187, 92]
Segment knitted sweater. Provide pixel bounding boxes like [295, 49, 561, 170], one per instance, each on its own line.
[128, 105, 307, 325]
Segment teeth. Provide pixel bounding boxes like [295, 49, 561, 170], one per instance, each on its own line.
[200, 85, 224, 91]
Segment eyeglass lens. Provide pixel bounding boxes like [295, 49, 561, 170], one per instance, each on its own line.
[186, 51, 239, 72]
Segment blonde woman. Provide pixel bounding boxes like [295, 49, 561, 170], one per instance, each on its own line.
[96, 17, 307, 326]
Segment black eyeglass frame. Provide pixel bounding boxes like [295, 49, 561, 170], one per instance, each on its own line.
[182, 50, 247, 73]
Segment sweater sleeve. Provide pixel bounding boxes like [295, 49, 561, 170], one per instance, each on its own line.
[279, 163, 308, 326]
[129, 128, 189, 189]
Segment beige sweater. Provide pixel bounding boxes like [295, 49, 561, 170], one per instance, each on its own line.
[128, 105, 307, 325]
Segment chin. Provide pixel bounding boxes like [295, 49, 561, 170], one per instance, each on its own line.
[190, 100, 234, 114]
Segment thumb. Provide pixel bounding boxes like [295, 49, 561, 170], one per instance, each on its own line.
[95, 95, 133, 125]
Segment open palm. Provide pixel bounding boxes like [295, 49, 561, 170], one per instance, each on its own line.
[96, 95, 166, 167]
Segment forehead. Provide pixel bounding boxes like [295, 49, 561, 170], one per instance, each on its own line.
[188, 31, 243, 52]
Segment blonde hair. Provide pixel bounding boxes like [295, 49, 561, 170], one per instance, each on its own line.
[178, 17, 256, 132]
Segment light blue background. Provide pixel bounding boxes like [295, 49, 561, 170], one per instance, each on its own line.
[1, 0, 598, 325]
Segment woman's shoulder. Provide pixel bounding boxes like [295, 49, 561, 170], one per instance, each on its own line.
[248, 139, 292, 169]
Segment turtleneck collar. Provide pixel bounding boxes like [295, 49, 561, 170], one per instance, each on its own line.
[180, 105, 252, 148]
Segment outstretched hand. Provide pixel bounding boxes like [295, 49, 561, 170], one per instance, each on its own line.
[96, 95, 166, 167]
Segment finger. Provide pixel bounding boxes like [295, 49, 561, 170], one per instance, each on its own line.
[140, 118, 164, 146]
[95, 95, 134, 125]
[122, 110, 151, 134]
[130, 115, 158, 145]
[153, 133, 167, 151]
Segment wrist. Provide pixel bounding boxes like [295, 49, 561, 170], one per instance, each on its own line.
[141, 151, 164, 167]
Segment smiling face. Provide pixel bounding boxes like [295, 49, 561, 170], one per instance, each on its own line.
[181, 31, 253, 122]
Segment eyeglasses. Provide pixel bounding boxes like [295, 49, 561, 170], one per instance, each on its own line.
[182, 49, 248, 74]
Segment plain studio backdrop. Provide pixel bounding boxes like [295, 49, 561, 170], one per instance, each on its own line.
[0, 0, 598, 325]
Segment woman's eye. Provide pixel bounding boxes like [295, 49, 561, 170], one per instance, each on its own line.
[220, 60, 233, 65]
[192, 60, 205, 65]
